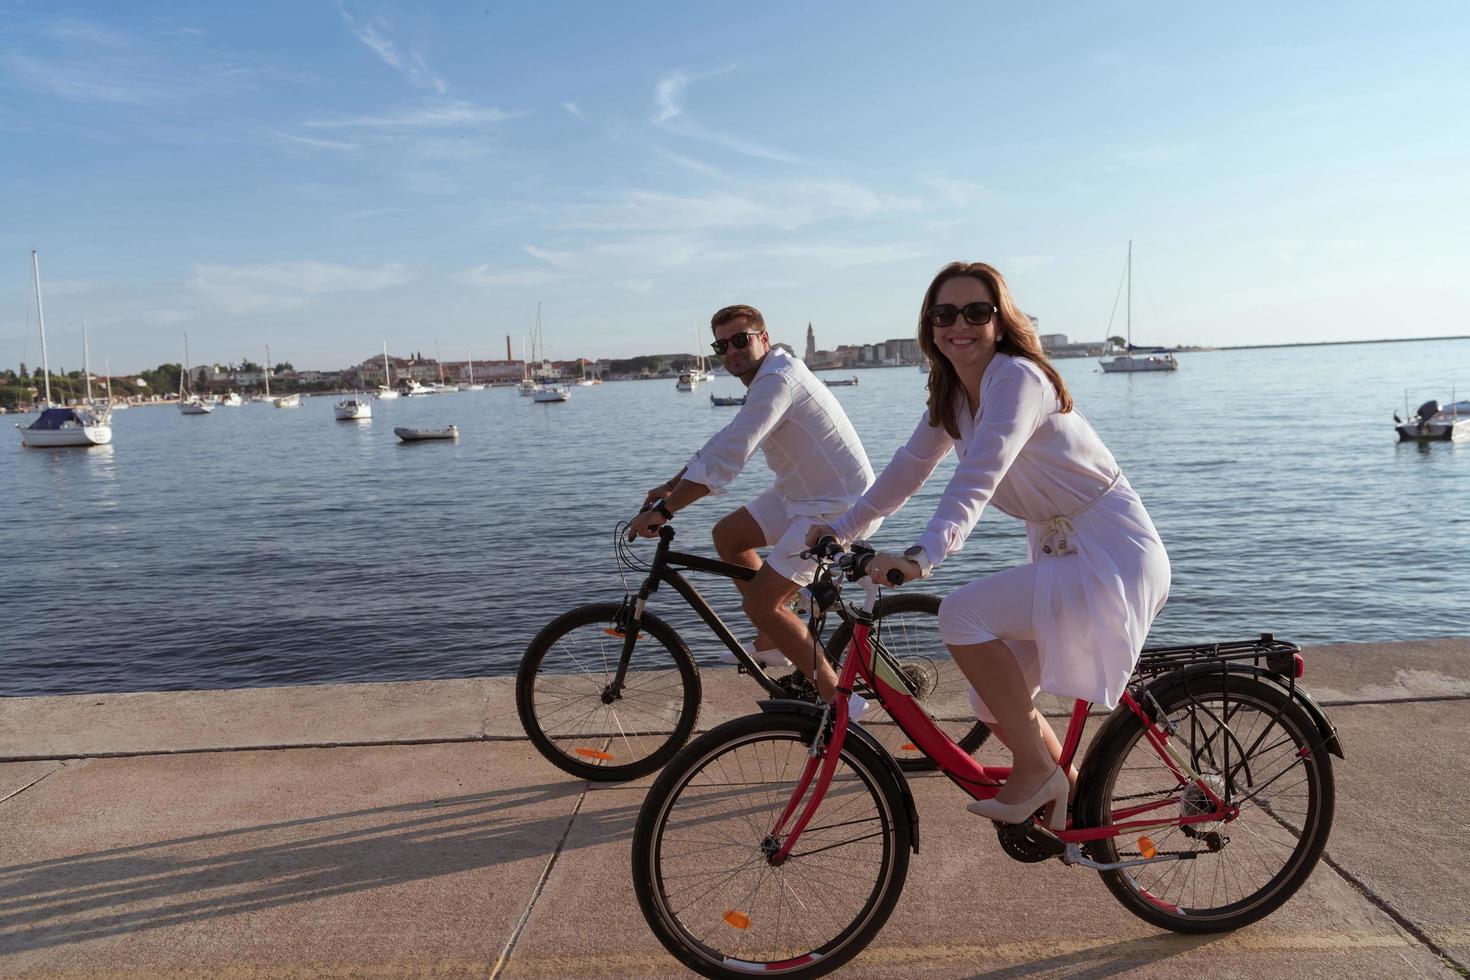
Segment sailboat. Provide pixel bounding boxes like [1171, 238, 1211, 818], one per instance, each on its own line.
[464, 351, 485, 390]
[1100, 241, 1179, 374]
[575, 360, 596, 386]
[179, 333, 213, 414]
[266, 344, 300, 407]
[517, 337, 537, 396]
[527, 304, 570, 402]
[16, 251, 113, 447]
[376, 342, 399, 399]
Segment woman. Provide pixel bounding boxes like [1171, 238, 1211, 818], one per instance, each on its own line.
[810, 261, 1170, 830]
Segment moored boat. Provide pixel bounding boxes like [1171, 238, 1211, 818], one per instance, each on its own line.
[395, 424, 458, 441]
[823, 376, 859, 387]
[710, 393, 746, 407]
[334, 395, 372, 420]
[1395, 397, 1470, 442]
[1099, 241, 1180, 374]
[532, 384, 569, 403]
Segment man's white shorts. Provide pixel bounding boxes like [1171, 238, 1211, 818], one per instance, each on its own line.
[744, 488, 875, 588]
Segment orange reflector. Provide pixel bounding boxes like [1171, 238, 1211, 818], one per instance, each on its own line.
[900, 744, 918, 752]
[602, 628, 645, 639]
[1137, 836, 1157, 859]
[574, 748, 614, 761]
[723, 910, 751, 930]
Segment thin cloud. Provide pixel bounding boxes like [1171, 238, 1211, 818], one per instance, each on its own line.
[561, 101, 585, 120]
[304, 100, 520, 129]
[920, 175, 988, 207]
[267, 129, 359, 151]
[143, 309, 193, 326]
[1111, 143, 1195, 166]
[451, 265, 564, 288]
[2, 51, 155, 104]
[337, 3, 447, 94]
[652, 66, 801, 164]
[762, 243, 918, 267]
[189, 261, 413, 314]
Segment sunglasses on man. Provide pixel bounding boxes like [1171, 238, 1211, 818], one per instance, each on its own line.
[710, 331, 762, 355]
[924, 301, 999, 329]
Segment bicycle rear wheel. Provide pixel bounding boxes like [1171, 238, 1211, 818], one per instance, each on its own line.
[825, 592, 989, 771]
[633, 712, 912, 979]
[516, 602, 700, 781]
[1075, 672, 1335, 933]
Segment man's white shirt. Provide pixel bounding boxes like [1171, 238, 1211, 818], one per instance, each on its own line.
[682, 349, 874, 518]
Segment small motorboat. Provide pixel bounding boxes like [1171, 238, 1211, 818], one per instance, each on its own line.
[1395, 398, 1470, 442]
[334, 396, 372, 420]
[675, 371, 699, 392]
[402, 380, 433, 397]
[710, 393, 746, 407]
[395, 425, 458, 442]
[220, 392, 244, 407]
[823, 376, 859, 387]
[273, 393, 301, 408]
[179, 397, 213, 415]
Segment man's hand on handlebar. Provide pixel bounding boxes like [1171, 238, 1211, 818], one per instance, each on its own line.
[627, 502, 669, 541]
[642, 480, 676, 508]
[804, 524, 841, 550]
[867, 552, 920, 588]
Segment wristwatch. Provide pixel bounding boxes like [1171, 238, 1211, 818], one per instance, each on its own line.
[652, 500, 675, 521]
[902, 545, 933, 579]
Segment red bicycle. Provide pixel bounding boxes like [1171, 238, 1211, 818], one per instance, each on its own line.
[631, 539, 1343, 979]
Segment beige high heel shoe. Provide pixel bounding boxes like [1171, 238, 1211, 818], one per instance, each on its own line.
[967, 766, 1070, 831]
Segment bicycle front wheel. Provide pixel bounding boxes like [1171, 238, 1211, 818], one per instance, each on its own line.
[1076, 672, 1335, 933]
[633, 712, 912, 979]
[516, 602, 700, 781]
[825, 592, 990, 771]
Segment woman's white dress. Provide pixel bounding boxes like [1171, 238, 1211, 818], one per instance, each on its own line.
[830, 353, 1170, 709]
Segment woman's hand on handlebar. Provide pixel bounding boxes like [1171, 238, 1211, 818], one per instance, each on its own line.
[867, 552, 920, 587]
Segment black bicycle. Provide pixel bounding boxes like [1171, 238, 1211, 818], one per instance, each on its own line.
[516, 523, 991, 781]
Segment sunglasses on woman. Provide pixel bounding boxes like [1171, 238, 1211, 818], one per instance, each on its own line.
[711, 331, 761, 355]
[924, 301, 998, 329]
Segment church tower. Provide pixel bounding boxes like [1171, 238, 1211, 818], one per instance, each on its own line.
[805, 322, 816, 361]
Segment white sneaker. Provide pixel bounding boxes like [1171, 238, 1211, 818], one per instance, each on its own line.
[719, 640, 792, 669]
[848, 693, 870, 722]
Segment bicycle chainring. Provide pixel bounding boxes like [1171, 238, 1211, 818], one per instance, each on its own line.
[994, 818, 1065, 863]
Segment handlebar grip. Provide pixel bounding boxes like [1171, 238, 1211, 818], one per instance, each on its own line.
[886, 569, 905, 587]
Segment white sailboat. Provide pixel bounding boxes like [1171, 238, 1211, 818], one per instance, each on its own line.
[16, 252, 113, 447]
[220, 391, 243, 407]
[179, 333, 213, 415]
[1100, 241, 1179, 374]
[464, 351, 485, 390]
[517, 337, 537, 396]
[266, 344, 300, 407]
[376, 342, 399, 399]
[527, 304, 570, 402]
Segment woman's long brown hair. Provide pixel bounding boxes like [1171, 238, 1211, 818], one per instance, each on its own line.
[917, 261, 1073, 439]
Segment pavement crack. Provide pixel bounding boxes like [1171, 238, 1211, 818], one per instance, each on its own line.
[489, 781, 590, 980]
[0, 760, 68, 805]
[1319, 847, 1468, 977]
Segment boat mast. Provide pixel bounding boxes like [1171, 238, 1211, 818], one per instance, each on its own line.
[83, 320, 94, 403]
[382, 341, 392, 387]
[435, 340, 444, 384]
[467, 351, 475, 384]
[105, 357, 114, 404]
[32, 250, 52, 407]
[1126, 240, 1132, 349]
[265, 344, 271, 398]
[184, 333, 192, 399]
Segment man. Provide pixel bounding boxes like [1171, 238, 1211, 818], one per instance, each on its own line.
[627, 304, 875, 702]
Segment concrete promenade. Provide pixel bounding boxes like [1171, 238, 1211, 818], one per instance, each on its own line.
[3, 638, 1469, 978]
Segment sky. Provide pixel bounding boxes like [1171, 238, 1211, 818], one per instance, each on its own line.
[2, 1, 1467, 374]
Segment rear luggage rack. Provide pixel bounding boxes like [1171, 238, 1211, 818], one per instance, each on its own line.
[1133, 633, 1300, 679]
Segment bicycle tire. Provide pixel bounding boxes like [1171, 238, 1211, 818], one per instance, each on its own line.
[632, 711, 912, 979]
[824, 592, 990, 771]
[1074, 671, 1335, 933]
[516, 602, 701, 781]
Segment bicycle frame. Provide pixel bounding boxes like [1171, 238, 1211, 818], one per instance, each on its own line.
[765, 588, 1240, 864]
[609, 526, 793, 699]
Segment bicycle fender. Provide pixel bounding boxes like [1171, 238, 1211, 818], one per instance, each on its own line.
[757, 699, 921, 853]
[1140, 665, 1345, 760]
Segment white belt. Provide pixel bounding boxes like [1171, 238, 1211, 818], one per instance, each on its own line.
[1034, 471, 1122, 557]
